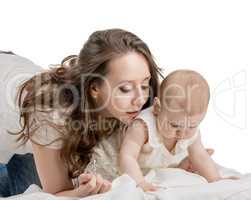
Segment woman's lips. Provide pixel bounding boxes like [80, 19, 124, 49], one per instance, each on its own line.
[126, 111, 139, 118]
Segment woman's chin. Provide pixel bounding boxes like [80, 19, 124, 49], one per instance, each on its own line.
[118, 115, 135, 125]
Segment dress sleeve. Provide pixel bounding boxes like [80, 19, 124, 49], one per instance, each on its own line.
[87, 130, 123, 181]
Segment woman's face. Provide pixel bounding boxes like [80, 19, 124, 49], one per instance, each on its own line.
[93, 52, 151, 124]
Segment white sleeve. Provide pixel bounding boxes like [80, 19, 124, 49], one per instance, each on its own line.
[0, 53, 43, 163]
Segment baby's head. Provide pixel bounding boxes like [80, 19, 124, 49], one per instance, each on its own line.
[153, 70, 210, 140]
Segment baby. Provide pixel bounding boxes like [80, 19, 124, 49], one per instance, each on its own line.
[119, 69, 237, 191]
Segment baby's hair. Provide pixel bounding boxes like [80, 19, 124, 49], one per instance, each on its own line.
[160, 69, 210, 115]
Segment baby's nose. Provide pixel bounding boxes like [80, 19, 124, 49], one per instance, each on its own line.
[176, 130, 185, 138]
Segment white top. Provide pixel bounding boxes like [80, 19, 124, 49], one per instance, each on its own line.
[136, 107, 199, 175]
[0, 53, 43, 163]
[86, 130, 123, 181]
[28, 109, 124, 181]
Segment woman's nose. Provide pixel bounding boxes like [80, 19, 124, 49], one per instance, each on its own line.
[132, 87, 146, 107]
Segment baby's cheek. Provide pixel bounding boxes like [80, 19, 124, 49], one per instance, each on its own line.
[186, 129, 197, 138]
[164, 129, 177, 139]
[168, 127, 177, 134]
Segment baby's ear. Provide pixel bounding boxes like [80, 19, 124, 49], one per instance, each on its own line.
[152, 97, 161, 115]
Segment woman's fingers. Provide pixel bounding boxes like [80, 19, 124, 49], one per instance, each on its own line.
[99, 180, 112, 193]
[77, 176, 97, 196]
[78, 173, 92, 184]
[76, 174, 111, 196]
[89, 175, 104, 195]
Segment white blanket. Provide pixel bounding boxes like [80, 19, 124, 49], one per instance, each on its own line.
[6, 165, 251, 200]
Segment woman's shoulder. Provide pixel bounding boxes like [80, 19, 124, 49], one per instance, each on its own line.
[29, 109, 69, 149]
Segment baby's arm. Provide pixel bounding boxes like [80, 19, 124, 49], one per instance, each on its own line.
[119, 120, 157, 191]
[188, 132, 221, 182]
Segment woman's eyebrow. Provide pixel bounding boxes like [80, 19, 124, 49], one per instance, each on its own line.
[188, 125, 198, 128]
[117, 76, 151, 85]
[142, 76, 151, 81]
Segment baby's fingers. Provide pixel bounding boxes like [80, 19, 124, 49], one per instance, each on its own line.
[148, 185, 157, 191]
[225, 176, 240, 180]
[142, 183, 157, 192]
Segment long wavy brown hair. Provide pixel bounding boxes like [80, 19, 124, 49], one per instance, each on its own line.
[15, 29, 163, 178]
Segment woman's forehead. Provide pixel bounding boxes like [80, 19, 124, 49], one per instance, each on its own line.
[106, 52, 151, 83]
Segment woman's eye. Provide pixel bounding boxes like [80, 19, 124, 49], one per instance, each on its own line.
[189, 126, 196, 130]
[119, 86, 132, 93]
[141, 85, 150, 90]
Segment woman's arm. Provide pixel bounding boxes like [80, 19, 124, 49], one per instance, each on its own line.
[31, 143, 111, 197]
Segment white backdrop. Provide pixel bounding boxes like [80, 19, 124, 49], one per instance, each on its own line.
[1, 0, 250, 173]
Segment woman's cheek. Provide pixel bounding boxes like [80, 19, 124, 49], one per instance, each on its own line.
[142, 90, 150, 104]
[111, 96, 132, 112]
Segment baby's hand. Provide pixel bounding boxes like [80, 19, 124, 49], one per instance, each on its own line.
[221, 176, 240, 180]
[178, 148, 214, 173]
[137, 180, 157, 192]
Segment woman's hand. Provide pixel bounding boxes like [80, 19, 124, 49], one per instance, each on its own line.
[178, 148, 214, 173]
[74, 173, 112, 197]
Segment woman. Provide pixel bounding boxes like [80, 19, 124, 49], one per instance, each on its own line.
[15, 29, 162, 197]
[2, 30, 213, 197]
